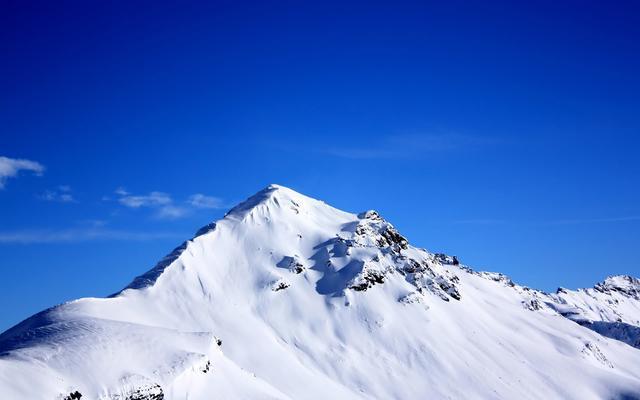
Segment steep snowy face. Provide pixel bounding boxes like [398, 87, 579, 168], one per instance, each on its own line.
[2, 184, 640, 400]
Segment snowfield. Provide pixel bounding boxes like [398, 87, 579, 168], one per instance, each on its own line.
[1, 184, 640, 399]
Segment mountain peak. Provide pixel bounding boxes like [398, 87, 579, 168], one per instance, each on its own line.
[224, 184, 304, 217]
[595, 275, 640, 298]
[3, 186, 640, 399]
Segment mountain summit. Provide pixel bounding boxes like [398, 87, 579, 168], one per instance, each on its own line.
[1, 185, 640, 399]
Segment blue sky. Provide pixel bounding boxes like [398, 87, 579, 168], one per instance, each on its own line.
[1, 0, 639, 330]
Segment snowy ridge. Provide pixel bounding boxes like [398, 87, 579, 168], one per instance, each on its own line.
[548, 276, 640, 349]
[1, 184, 640, 399]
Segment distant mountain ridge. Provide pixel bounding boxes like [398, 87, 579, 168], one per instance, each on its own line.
[1, 184, 640, 399]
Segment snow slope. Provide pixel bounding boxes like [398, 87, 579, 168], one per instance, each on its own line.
[1, 184, 640, 399]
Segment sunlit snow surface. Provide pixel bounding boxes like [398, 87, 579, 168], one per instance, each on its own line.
[2, 185, 640, 399]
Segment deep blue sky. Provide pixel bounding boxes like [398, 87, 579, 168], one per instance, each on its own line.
[1, 0, 639, 331]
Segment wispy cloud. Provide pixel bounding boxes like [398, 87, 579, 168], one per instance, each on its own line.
[118, 191, 172, 208]
[39, 185, 76, 203]
[112, 189, 183, 219]
[188, 194, 226, 209]
[0, 156, 45, 189]
[541, 216, 640, 225]
[156, 205, 189, 219]
[324, 134, 496, 160]
[453, 219, 509, 225]
[0, 228, 182, 244]
[110, 188, 226, 219]
[114, 187, 129, 196]
[452, 216, 640, 226]
[78, 219, 108, 228]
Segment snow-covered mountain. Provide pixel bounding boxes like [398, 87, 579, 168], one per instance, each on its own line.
[1, 184, 640, 399]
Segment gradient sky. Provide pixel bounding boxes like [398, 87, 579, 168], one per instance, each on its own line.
[1, 0, 639, 331]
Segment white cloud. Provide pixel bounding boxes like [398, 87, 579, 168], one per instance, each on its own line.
[114, 187, 129, 196]
[323, 134, 497, 160]
[78, 219, 108, 228]
[39, 185, 76, 203]
[0, 156, 45, 189]
[452, 216, 640, 226]
[452, 219, 508, 225]
[111, 188, 227, 219]
[156, 205, 189, 219]
[188, 194, 225, 209]
[59, 193, 75, 202]
[541, 216, 640, 225]
[113, 189, 187, 219]
[118, 191, 172, 208]
[40, 190, 56, 201]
